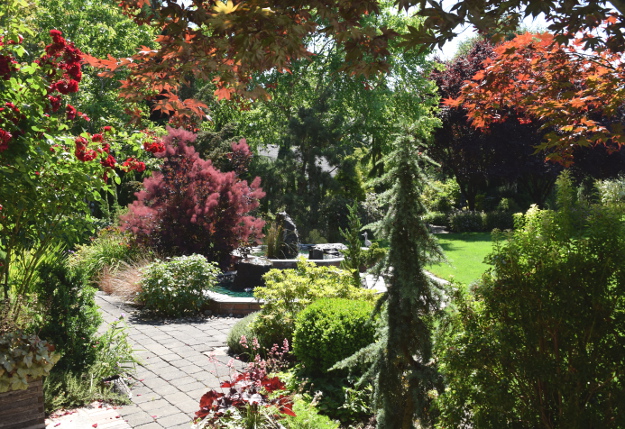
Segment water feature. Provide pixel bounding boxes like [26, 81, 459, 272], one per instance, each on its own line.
[217, 243, 346, 296]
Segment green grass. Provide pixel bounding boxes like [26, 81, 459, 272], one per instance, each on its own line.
[427, 232, 494, 285]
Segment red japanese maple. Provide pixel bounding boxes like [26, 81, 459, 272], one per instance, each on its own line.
[446, 27, 625, 165]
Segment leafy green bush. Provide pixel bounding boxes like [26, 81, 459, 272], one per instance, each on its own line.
[596, 175, 625, 204]
[423, 211, 450, 228]
[422, 179, 461, 213]
[139, 254, 220, 317]
[283, 396, 340, 429]
[43, 317, 137, 412]
[252, 257, 376, 349]
[340, 203, 386, 287]
[448, 210, 486, 232]
[305, 229, 328, 244]
[294, 375, 376, 426]
[293, 298, 376, 376]
[435, 173, 625, 429]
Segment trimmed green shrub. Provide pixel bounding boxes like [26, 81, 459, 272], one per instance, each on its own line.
[253, 258, 376, 349]
[139, 254, 220, 317]
[483, 210, 514, 231]
[293, 298, 376, 375]
[423, 211, 450, 228]
[448, 210, 486, 232]
[435, 173, 625, 429]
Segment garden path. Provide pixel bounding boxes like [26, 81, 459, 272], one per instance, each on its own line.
[46, 292, 242, 429]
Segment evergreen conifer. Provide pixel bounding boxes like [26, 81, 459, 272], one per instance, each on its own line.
[370, 126, 444, 428]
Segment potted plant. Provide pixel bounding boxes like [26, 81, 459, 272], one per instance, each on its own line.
[0, 328, 60, 429]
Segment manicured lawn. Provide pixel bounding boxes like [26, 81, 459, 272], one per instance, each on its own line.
[427, 232, 494, 285]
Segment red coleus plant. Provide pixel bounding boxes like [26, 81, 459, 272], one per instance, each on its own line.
[195, 372, 295, 424]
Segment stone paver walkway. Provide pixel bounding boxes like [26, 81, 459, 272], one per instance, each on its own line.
[47, 292, 243, 428]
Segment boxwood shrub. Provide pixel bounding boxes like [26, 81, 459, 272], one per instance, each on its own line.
[293, 298, 376, 376]
[484, 210, 515, 231]
[448, 210, 486, 232]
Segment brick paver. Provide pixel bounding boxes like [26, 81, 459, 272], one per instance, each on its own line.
[46, 292, 243, 428]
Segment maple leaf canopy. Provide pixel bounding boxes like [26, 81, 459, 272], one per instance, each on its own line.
[449, 30, 625, 165]
[398, 0, 625, 54]
[88, 0, 399, 124]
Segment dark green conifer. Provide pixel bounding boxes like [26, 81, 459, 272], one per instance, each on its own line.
[370, 126, 444, 429]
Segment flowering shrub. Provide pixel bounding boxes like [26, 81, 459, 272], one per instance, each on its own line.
[139, 254, 220, 317]
[0, 4, 151, 325]
[194, 339, 294, 429]
[121, 128, 265, 268]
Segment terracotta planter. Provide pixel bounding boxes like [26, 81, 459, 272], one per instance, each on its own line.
[0, 378, 45, 429]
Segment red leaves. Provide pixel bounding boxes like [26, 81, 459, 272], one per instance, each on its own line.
[196, 391, 225, 419]
[95, 0, 394, 129]
[121, 128, 265, 267]
[195, 372, 294, 423]
[261, 376, 286, 393]
[442, 97, 462, 108]
[450, 30, 625, 163]
[214, 85, 233, 101]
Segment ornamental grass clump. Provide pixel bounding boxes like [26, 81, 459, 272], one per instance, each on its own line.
[139, 254, 220, 317]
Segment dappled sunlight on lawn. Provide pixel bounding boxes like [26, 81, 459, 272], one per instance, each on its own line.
[427, 232, 494, 285]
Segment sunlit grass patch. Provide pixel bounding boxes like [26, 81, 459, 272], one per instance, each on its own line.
[427, 232, 493, 285]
